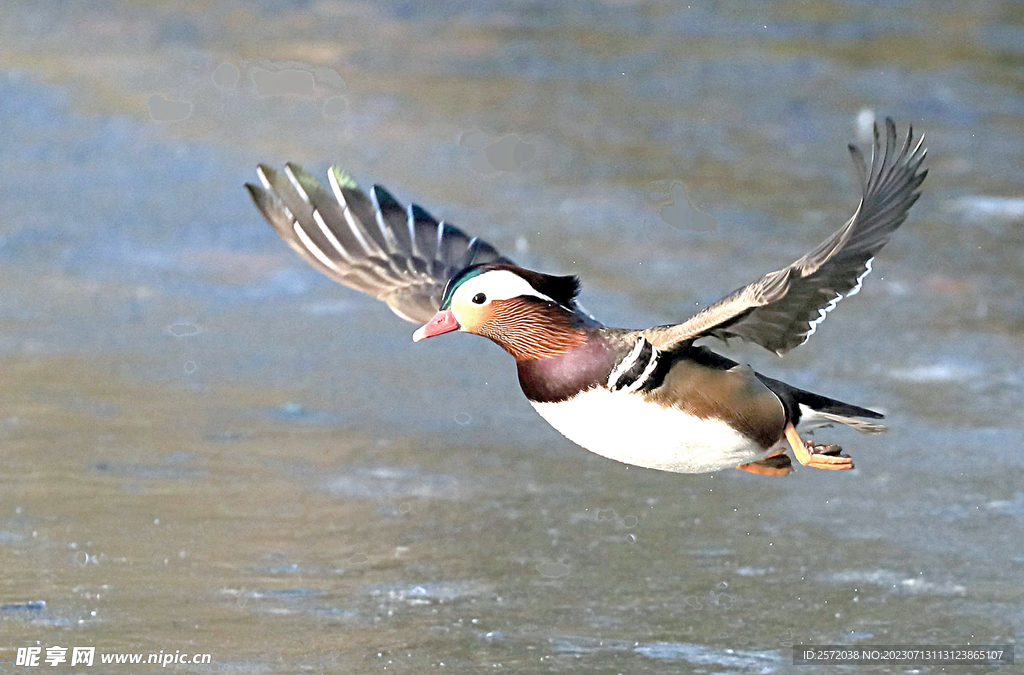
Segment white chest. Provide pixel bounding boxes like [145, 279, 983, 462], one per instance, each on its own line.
[530, 388, 769, 474]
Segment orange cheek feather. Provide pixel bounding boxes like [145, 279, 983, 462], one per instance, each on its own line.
[453, 302, 492, 332]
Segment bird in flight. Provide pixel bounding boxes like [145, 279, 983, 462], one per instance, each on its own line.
[247, 119, 926, 477]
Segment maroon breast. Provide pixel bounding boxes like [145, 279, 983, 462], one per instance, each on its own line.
[516, 335, 621, 403]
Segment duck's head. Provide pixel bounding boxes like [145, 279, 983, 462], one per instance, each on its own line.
[413, 263, 588, 359]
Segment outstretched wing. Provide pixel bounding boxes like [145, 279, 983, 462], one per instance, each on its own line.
[643, 118, 927, 355]
[246, 164, 511, 323]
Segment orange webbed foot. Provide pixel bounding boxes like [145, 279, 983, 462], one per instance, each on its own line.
[784, 425, 855, 471]
[737, 453, 794, 476]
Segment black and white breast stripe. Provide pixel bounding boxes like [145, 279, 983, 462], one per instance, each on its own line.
[607, 337, 662, 393]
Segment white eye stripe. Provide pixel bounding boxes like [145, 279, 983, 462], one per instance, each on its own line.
[455, 270, 554, 304]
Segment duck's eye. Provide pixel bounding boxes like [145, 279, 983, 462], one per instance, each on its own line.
[472, 293, 487, 305]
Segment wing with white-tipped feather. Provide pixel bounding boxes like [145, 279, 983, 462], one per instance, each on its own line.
[644, 117, 927, 355]
[246, 164, 511, 323]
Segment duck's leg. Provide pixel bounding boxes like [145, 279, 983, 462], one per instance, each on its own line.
[784, 424, 853, 471]
[737, 452, 793, 476]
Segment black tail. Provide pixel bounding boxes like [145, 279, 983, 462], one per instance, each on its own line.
[755, 373, 884, 431]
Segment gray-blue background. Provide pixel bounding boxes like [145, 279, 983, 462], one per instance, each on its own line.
[1, 2, 1021, 673]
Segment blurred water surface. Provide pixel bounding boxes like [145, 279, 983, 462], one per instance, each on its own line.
[1, 1, 1022, 673]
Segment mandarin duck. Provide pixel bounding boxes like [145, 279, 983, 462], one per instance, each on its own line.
[247, 119, 926, 476]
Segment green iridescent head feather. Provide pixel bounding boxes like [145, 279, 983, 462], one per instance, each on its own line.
[439, 267, 487, 310]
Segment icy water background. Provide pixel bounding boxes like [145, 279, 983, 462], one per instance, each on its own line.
[1, 1, 1023, 673]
